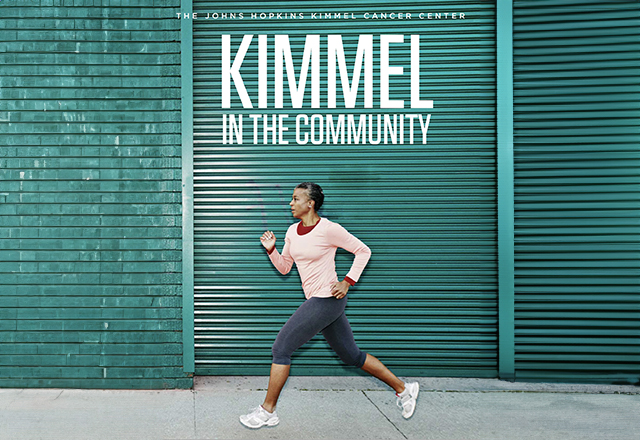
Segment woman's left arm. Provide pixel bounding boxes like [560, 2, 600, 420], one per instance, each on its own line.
[327, 222, 372, 294]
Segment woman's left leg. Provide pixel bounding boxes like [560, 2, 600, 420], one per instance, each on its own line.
[262, 363, 290, 413]
[263, 297, 349, 412]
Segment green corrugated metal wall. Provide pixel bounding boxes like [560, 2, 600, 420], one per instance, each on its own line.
[2, 0, 637, 388]
[0, 1, 191, 388]
[192, 1, 498, 376]
[513, 0, 640, 384]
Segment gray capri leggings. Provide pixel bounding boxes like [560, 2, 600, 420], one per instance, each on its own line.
[272, 295, 368, 368]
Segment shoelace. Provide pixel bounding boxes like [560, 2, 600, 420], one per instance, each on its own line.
[396, 393, 411, 409]
[249, 406, 274, 418]
[247, 406, 264, 419]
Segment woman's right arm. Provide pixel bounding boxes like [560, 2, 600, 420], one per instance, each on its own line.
[260, 230, 294, 275]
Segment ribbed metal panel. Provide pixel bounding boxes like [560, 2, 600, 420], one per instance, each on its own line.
[0, 2, 186, 388]
[193, 0, 497, 376]
[513, 0, 640, 384]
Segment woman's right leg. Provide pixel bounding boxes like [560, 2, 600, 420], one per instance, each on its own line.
[321, 312, 405, 393]
[360, 353, 405, 394]
[321, 312, 420, 419]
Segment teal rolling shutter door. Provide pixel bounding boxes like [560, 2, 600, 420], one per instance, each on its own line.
[192, 1, 497, 376]
[513, 1, 640, 384]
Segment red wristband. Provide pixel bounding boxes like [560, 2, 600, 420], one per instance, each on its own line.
[344, 276, 356, 287]
[266, 246, 275, 255]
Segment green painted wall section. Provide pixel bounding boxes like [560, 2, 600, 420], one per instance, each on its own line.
[0, 0, 191, 389]
[192, 1, 498, 377]
[496, 0, 514, 381]
[1, 0, 638, 388]
[513, 0, 640, 385]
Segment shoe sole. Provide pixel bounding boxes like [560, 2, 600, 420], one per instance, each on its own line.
[402, 382, 419, 419]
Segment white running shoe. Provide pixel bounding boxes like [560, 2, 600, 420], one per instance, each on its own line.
[396, 382, 419, 419]
[239, 405, 280, 429]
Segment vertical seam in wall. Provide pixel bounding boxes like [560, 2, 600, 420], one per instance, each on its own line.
[497, 0, 515, 381]
[181, 0, 195, 375]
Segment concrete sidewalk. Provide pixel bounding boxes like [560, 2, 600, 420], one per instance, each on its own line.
[1, 376, 639, 440]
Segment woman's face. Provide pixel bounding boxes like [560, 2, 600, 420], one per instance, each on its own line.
[290, 187, 314, 219]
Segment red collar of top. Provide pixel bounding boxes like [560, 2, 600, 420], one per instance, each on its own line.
[297, 218, 321, 235]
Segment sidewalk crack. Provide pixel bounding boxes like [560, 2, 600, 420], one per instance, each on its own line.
[193, 390, 197, 438]
[362, 391, 408, 440]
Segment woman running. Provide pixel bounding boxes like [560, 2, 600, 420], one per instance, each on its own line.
[240, 182, 419, 429]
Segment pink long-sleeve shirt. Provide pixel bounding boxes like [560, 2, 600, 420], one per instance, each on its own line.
[267, 218, 371, 299]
